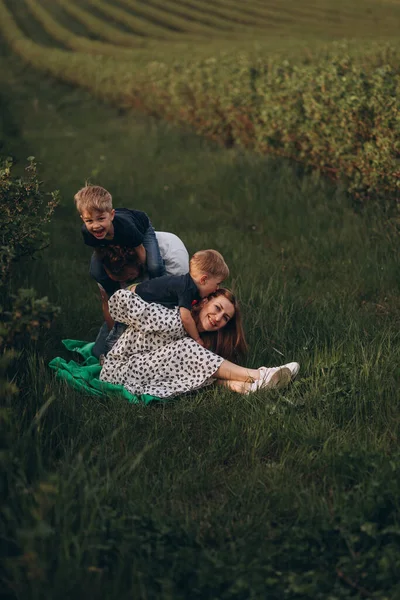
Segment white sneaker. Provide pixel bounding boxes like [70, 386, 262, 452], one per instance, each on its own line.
[249, 362, 300, 393]
[281, 362, 300, 379]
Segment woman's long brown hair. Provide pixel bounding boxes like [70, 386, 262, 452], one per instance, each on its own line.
[192, 288, 248, 362]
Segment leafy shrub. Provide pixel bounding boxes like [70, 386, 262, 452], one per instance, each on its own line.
[0, 156, 59, 282]
[0, 156, 60, 399]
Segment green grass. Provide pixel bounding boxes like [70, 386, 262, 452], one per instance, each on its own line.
[1, 3, 400, 599]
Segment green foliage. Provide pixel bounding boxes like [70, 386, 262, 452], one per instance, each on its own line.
[0, 157, 60, 400]
[0, 156, 59, 283]
[1, 288, 60, 345]
[143, 44, 400, 207]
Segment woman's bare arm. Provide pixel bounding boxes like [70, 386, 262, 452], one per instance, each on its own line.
[99, 286, 114, 330]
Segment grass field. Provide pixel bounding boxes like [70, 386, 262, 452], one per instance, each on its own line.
[1, 1, 400, 599]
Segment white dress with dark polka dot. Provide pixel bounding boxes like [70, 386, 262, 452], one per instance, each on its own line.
[99, 289, 224, 398]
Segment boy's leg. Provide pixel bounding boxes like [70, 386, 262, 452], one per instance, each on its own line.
[92, 322, 109, 359]
[142, 223, 166, 279]
[105, 322, 128, 354]
[90, 252, 119, 298]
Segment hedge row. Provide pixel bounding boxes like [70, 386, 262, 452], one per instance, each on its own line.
[3, 0, 399, 206]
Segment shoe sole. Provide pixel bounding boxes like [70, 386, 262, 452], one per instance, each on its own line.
[268, 367, 292, 389]
[285, 362, 300, 381]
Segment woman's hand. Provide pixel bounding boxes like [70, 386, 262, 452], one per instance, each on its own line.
[195, 337, 205, 347]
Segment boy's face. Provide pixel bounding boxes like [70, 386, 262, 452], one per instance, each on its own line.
[198, 275, 223, 298]
[81, 209, 115, 240]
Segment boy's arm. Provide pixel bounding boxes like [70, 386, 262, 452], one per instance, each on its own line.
[179, 307, 204, 346]
[135, 244, 146, 265]
[99, 286, 114, 331]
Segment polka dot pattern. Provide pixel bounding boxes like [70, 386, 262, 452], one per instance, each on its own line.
[99, 290, 224, 398]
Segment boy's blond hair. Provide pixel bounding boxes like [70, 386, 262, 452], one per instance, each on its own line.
[74, 185, 113, 213]
[189, 249, 229, 280]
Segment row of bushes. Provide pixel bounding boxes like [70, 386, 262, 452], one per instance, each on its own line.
[2, 0, 400, 207]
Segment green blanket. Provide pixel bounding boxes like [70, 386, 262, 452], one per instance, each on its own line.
[49, 339, 161, 404]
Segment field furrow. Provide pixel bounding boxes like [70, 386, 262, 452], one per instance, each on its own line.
[1, 0, 147, 106]
[116, 0, 220, 36]
[86, 0, 194, 39]
[189, 0, 294, 23]
[252, 0, 400, 30]
[197, 0, 364, 36]
[168, 0, 273, 27]
[246, 0, 358, 18]
[154, 0, 256, 30]
[24, 0, 144, 58]
[195, 0, 400, 36]
[37, 0, 98, 38]
[24, 0, 242, 63]
[142, 0, 242, 31]
[199, 0, 339, 23]
[183, 0, 286, 24]
[57, 0, 147, 46]
[145, 0, 324, 35]
[4, 0, 65, 46]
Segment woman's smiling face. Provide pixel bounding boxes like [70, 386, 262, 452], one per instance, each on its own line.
[197, 296, 235, 332]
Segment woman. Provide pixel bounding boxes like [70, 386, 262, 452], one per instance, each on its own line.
[99, 287, 299, 398]
[93, 231, 189, 358]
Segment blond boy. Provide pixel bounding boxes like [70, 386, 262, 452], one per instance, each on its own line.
[134, 250, 229, 346]
[74, 185, 165, 297]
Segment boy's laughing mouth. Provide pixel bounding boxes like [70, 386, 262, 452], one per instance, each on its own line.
[93, 229, 106, 238]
